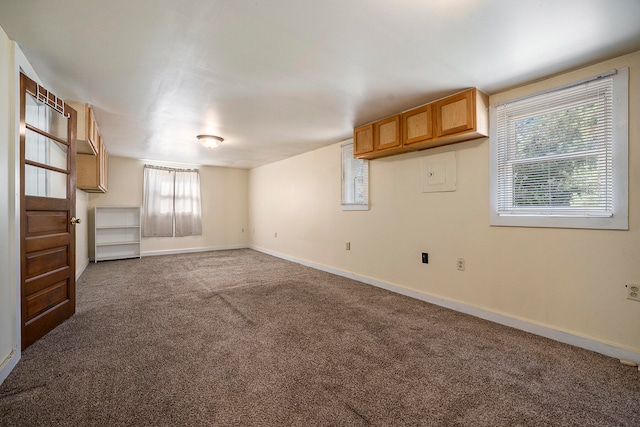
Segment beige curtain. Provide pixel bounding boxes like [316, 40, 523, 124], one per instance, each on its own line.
[174, 170, 202, 237]
[142, 166, 174, 237]
[142, 165, 202, 237]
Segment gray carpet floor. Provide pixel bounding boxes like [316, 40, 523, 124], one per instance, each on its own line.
[1, 248, 639, 426]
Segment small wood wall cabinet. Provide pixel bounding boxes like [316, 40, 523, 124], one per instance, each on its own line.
[354, 123, 374, 157]
[354, 115, 411, 160]
[402, 103, 434, 148]
[354, 88, 489, 158]
[68, 102, 99, 155]
[77, 135, 108, 193]
[69, 100, 109, 192]
[435, 88, 488, 142]
[374, 115, 409, 158]
[94, 206, 141, 262]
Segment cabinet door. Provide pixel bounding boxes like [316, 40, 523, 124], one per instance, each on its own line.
[100, 137, 108, 192]
[67, 102, 98, 154]
[88, 106, 99, 152]
[435, 89, 475, 138]
[375, 115, 401, 151]
[77, 135, 108, 192]
[403, 104, 433, 146]
[354, 124, 374, 156]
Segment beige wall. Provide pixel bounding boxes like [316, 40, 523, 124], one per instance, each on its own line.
[249, 50, 640, 355]
[87, 156, 249, 257]
[0, 25, 16, 374]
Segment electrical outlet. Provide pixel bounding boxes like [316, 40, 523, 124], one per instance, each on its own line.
[457, 258, 465, 271]
[346, 242, 351, 251]
[627, 284, 640, 302]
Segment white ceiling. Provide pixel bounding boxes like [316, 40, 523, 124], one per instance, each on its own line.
[1, 0, 640, 169]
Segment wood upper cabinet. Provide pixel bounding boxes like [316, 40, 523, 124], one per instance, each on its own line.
[354, 123, 374, 157]
[402, 88, 488, 151]
[77, 135, 108, 193]
[402, 104, 433, 147]
[353, 87, 488, 159]
[434, 88, 489, 143]
[68, 102, 99, 155]
[375, 115, 401, 152]
[436, 89, 474, 137]
[70, 101, 108, 193]
[355, 115, 412, 159]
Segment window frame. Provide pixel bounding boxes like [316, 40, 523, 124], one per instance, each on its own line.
[489, 67, 628, 230]
[341, 141, 369, 211]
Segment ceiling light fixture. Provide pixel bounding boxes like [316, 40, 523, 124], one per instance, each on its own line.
[197, 134, 224, 148]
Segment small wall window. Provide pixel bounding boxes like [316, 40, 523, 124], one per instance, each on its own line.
[490, 68, 628, 230]
[142, 165, 203, 237]
[341, 142, 369, 210]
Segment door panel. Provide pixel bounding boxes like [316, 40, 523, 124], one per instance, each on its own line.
[24, 267, 70, 296]
[23, 302, 74, 347]
[20, 72, 77, 349]
[26, 211, 68, 234]
[26, 281, 68, 318]
[25, 247, 69, 278]
[24, 234, 69, 253]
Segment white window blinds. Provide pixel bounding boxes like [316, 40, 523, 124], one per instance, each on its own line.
[495, 73, 615, 217]
[341, 142, 369, 210]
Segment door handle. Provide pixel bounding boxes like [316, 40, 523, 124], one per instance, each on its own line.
[70, 217, 81, 225]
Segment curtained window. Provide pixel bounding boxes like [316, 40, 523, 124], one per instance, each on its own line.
[142, 165, 202, 237]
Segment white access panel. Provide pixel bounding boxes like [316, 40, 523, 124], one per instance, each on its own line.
[421, 151, 457, 193]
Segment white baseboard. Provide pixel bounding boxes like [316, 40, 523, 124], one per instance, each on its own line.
[142, 244, 249, 258]
[250, 245, 640, 364]
[0, 349, 19, 386]
[76, 258, 90, 280]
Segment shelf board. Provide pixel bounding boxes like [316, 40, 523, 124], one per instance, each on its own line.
[96, 241, 141, 247]
[96, 225, 140, 230]
[95, 254, 141, 262]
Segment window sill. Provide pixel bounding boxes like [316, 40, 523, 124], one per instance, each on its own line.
[489, 212, 628, 230]
[342, 204, 369, 211]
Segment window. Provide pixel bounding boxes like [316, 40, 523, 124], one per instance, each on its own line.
[341, 142, 369, 210]
[142, 165, 203, 237]
[490, 68, 628, 230]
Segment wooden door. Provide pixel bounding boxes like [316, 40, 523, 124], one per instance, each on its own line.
[20, 73, 77, 349]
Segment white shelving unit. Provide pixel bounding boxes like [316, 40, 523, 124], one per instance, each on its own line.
[94, 206, 141, 262]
